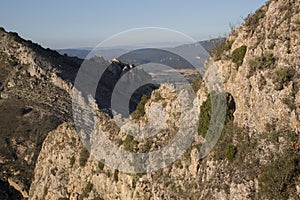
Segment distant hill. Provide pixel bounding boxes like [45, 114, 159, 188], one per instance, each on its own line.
[56, 38, 225, 61]
[56, 48, 129, 60]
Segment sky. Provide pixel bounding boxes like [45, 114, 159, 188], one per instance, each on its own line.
[0, 0, 267, 49]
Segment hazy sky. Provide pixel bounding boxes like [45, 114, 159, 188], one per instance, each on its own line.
[0, 0, 266, 49]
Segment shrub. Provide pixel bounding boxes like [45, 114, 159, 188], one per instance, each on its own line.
[153, 90, 163, 101]
[198, 92, 235, 137]
[198, 94, 211, 138]
[124, 134, 138, 151]
[226, 144, 237, 162]
[249, 53, 275, 70]
[70, 156, 75, 167]
[232, 45, 247, 69]
[79, 147, 90, 167]
[79, 182, 93, 200]
[98, 161, 105, 170]
[296, 18, 300, 25]
[132, 177, 138, 189]
[245, 7, 266, 31]
[191, 74, 202, 92]
[114, 169, 119, 182]
[131, 94, 150, 120]
[50, 167, 58, 176]
[58, 198, 69, 200]
[282, 96, 296, 111]
[258, 151, 299, 199]
[213, 40, 234, 61]
[272, 67, 295, 90]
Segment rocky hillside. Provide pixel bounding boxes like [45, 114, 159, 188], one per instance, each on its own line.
[1, 0, 300, 199]
[28, 1, 299, 200]
[0, 27, 82, 199]
[0, 28, 156, 199]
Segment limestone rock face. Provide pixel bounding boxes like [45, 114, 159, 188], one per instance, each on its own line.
[3, 0, 300, 199]
[0, 27, 159, 199]
[0, 28, 78, 199]
[215, 0, 300, 134]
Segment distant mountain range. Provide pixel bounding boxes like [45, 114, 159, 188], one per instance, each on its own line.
[56, 38, 225, 61]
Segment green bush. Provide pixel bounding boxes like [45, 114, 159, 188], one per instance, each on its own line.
[114, 169, 119, 182]
[131, 94, 150, 120]
[124, 134, 138, 151]
[226, 144, 237, 162]
[272, 67, 295, 90]
[232, 45, 247, 69]
[191, 74, 202, 92]
[258, 151, 299, 199]
[198, 92, 235, 137]
[79, 147, 90, 167]
[198, 94, 212, 138]
[98, 161, 105, 170]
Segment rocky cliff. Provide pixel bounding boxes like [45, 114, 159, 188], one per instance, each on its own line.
[0, 28, 156, 199]
[0, 27, 81, 199]
[31, 1, 299, 199]
[2, 0, 300, 199]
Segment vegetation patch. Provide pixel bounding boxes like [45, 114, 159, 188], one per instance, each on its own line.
[123, 134, 138, 152]
[131, 94, 150, 120]
[198, 94, 211, 138]
[79, 147, 90, 167]
[153, 90, 164, 101]
[272, 67, 296, 90]
[213, 121, 243, 161]
[245, 7, 266, 31]
[114, 169, 119, 182]
[225, 144, 237, 163]
[213, 40, 234, 61]
[50, 167, 58, 176]
[258, 151, 300, 199]
[98, 161, 105, 170]
[69, 156, 75, 167]
[282, 96, 296, 111]
[79, 182, 93, 200]
[249, 53, 275, 70]
[232, 45, 247, 69]
[191, 74, 202, 92]
[198, 92, 235, 137]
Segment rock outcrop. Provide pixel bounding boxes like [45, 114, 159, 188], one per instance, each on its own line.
[0, 27, 159, 199]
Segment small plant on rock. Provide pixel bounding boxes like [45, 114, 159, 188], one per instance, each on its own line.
[131, 94, 150, 120]
[226, 144, 237, 163]
[79, 147, 90, 167]
[232, 45, 247, 69]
